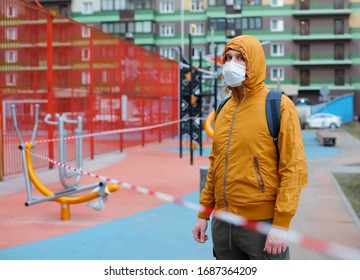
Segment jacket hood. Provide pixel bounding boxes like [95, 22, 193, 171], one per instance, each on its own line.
[222, 35, 267, 94]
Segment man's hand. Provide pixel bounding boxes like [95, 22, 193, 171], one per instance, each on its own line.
[192, 218, 209, 243]
[264, 226, 288, 254]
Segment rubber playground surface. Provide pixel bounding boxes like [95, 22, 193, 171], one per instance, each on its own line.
[0, 130, 359, 260]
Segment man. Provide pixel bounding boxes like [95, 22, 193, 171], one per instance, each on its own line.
[192, 35, 308, 260]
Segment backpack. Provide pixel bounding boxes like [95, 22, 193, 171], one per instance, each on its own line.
[215, 90, 283, 155]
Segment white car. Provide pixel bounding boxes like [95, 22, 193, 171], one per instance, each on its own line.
[305, 113, 342, 129]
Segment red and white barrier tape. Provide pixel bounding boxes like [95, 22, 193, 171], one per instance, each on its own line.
[25, 148, 360, 260]
[33, 116, 207, 145]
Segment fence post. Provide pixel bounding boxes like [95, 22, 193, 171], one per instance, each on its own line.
[118, 41, 123, 152]
[46, 12, 54, 169]
[140, 48, 145, 147]
[0, 85, 3, 181]
[89, 28, 94, 159]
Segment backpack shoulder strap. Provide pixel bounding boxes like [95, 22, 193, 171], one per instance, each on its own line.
[215, 95, 231, 120]
[266, 90, 283, 149]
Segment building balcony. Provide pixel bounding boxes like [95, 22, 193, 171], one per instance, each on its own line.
[293, 53, 353, 66]
[205, 30, 226, 43]
[292, 28, 352, 41]
[134, 9, 155, 21]
[292, 78, 354, 91]
[293, 2, 351, 16]
[134, 33, 156, 45]
[206, 6, 226, 18]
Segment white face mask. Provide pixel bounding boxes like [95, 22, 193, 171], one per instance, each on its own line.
[222, 61, 246, 87]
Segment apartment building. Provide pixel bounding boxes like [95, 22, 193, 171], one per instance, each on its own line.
[32, 0, 360, 115]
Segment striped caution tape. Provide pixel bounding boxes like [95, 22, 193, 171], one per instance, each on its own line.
[25, 148, 360, 260]
[33, 117, 192, 144]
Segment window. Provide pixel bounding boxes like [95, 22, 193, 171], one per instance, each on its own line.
[5, 27, 18, 41]
[192, 46, 206, 58]
[135, 0, 151, 9]
[82, 2, 93, 14]
[60, 5, 69, 16]
[271, 0, 283, 7]
[248, 17, 262, 29]
[29, 51, 39, 67]
[59, 53, 67, 66]
[300, 0, 310, 10]
[300, 69, 310, 86]
[270, 67, 284, 81]
[82, 71, 91, 85]
[210, 18, 226, 31]
[81, 26, 91, 38]
[82, 25, 92, 38]
[227, 18, 241, 29]
[160, 24, 175, 36]
[135, 21, 152, 33]
[270, 43, 284, 56]
[101, 46, 115, 58]
[209, 43, 225, 55]
[5, 50, 18, 63]
[102, 70, 108, 83]
[102, 0, 113, 10]
[300, 44, 309, 60]
[29, 29, 38, 44]
[334, 44, 344, 60]
[335, 69, 344, 85]
[115, 0, 127, 9]
[334, 0, 345, 9]
[59, 28, 68, 42]
[159, 47, 176, 59]
[6, 5, 17, 18]
[190, 23, 205, 35]
[82, 48, 90, 61]
[190, 0, 204, 12]
[300, 20, 309, 35]
[334, 19, 344, 35]
[240, 17, 262, 30]
[209, 0, 225, 5]
[160, 1, 174, 13]
[5, 73, 17, 86]
[270, 19, 284, 32]
[101, 22, 124, 34]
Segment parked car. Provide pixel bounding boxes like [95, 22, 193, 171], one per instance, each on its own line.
[304, 113, 342, 129]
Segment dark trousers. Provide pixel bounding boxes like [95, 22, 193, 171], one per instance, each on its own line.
[211, 217, 271, 260]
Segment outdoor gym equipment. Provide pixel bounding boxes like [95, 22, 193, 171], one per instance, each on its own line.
[204, 110, 216, 139]
[11, 104, 119, 220]
[44, 112, 83, 189]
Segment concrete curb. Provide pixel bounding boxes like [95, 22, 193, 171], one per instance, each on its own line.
[330, 171, 360, 232]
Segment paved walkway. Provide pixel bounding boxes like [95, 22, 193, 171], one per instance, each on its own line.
[0, 130, 359, 260]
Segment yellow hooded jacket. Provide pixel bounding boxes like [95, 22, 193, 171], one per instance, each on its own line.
[198, 35, 308, 230]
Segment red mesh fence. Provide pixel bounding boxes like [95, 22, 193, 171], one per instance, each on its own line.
[0, 0, 179, 177]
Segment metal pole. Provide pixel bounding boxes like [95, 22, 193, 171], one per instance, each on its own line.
[214, 45, 218, 110]
[46, 13, 54, 169]
[177, 47, 183, 159]
[189, 33, 193, 165]
[199, 51, 203, 157]
[181, 0, 184, 54]
[89, 28, 94, 159]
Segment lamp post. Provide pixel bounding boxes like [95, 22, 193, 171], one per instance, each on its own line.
[181, 0, 184, 54]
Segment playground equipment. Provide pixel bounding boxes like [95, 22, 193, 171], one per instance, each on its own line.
[44, 112, 83, 188]
[204, 110, 216, 139]
[11, 104, 119, 220]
